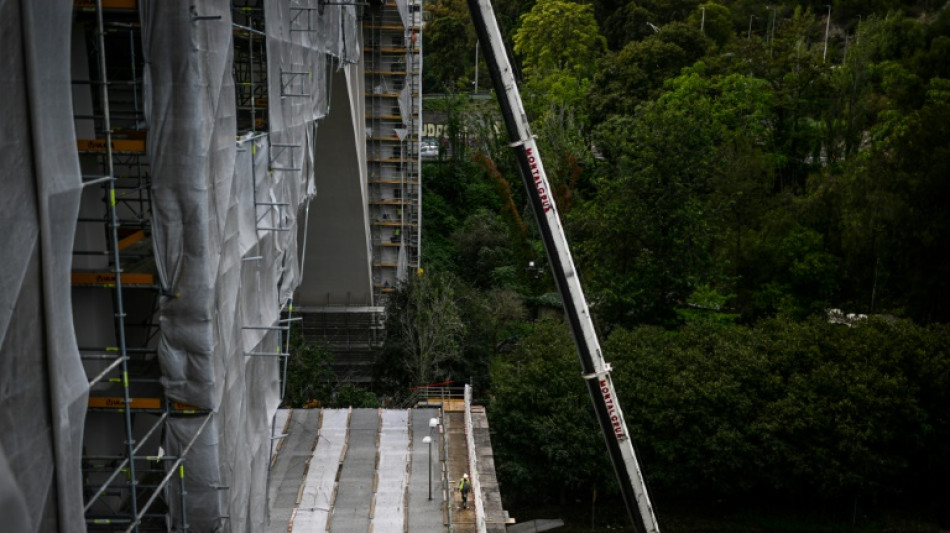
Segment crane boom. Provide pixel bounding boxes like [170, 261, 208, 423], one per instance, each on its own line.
[462, 0, 661, 531]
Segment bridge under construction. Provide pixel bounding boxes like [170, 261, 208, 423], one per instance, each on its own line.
[4, 0, 660, 530]
[1, 0, 435, 530]
[267, 390, 509, 533]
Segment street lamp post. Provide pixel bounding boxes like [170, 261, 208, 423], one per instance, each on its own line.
[823, 5, 832, 62]
[426, 417, 438, 501]
[748, 14, 756, 39]
[766, 6, 776, 57]
[423, 436, 432, 500]
[700, 6, 705, 32]
[474, 42, 480, 93]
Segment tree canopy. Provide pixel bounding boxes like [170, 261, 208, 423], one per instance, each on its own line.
[396, 0, 950, 527]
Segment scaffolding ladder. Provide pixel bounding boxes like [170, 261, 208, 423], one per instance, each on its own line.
[362, 0, 423, 301]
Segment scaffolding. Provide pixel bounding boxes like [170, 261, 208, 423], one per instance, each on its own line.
[363, 0, 423, 300]
[2, 0, 365, 528]
[233, 1, 269, 134]
[61, 0, 364, 529]
[72, 2, 215, 531]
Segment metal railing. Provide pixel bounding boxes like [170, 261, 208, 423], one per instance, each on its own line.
[464, 384, 488, 533]
[401, 381, 465, 407]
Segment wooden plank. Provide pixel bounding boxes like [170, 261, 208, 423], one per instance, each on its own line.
[75, 0, 137, 9]
[71, 272, 155, 286]
[117, 230, 145, 251]
[88, 397, 161, 410]
[171, 401, 202, 412]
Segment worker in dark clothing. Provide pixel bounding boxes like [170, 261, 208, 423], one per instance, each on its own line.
[458, 473, 471, 509]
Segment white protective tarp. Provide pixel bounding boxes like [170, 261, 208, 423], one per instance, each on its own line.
[0, 1, 88, 531]
[375, 410, 410, 532]
[139, 1, 362, 530]
[0, 0, 363, 530]
[292, 409, 349, 532]
[395, 0, 411, 29]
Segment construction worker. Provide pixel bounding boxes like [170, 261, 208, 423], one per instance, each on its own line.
[458, 473, 471, 509]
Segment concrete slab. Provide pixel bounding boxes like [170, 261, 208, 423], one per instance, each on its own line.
[374, 410, 409, 533]
[329, 408, 379, 533]
[267, 409, 321, 533]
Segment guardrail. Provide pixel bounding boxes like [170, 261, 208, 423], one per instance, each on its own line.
[401, 382, 465, 408]
[464, 384, 488, 533]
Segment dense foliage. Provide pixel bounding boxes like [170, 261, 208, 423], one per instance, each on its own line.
[283, 333, 380, 408]
[490, 317, 950, 524]
[370, 0, 950, 528]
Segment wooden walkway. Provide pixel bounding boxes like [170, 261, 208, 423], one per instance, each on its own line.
[445, 409, 476, 533]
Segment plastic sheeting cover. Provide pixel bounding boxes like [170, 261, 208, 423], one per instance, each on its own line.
[291, 409, 348, 532]
[0, 1, 88, 532]
[143, 0, 238, 411]
[140, 1, 363, 530]
[395, 0, 411, 29]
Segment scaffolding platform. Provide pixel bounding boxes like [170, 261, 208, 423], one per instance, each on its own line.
[71, 271, 156, 287]
[87, 396, 206, 413]
[77, 138, 146, 154]
[74, 0, 137, 11]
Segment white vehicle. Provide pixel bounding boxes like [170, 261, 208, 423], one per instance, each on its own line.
[420, 141, 440, 158]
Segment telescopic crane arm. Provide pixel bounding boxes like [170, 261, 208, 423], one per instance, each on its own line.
[462, 0, 661, 531]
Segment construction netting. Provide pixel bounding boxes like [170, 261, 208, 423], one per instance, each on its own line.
[140, 0, 360, 530]
[0, 0, 362, 530]
[0, 1, 88, 532]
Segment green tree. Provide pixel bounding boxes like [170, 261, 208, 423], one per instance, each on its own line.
[688, 2, 733, 47]
[283, 334, 335, 407]
[606, 322, 768, 496]
[456, 285, 528, 393]
[513, 0, 606, 81]
[374, 272, 466, 393]
[513, 0, 606, 182]
[451, 209, 518, 289]
[602, 1, 657, 50]
[590, 22, 710, 120]
[331, 385, 380, 408]
[576, 71, 774, 326]
[422, 0, 477, 92]
[607, 316, 949, 512]
[489, 320, 613, 505]
[822, 78, 950, 321]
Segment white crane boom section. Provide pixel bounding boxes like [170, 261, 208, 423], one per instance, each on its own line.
[462, 0, 661, 531]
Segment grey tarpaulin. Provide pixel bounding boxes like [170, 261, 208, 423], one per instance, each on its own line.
[143, 0, 238, 412]
[395, 0, 411, 29]
[291, 409, 349, 531]
[1, 0, 363, 528]
[0, 1, 88, 532]
[140, 2, 238, 530]
[140, 0, 362, 530]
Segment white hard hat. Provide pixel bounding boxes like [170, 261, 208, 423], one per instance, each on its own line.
[463, 473, 468, 478]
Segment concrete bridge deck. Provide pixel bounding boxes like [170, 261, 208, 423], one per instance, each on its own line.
[268, 406, 506, 533]
[268, 408, 444, 533]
